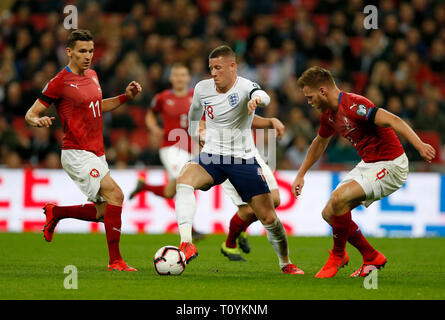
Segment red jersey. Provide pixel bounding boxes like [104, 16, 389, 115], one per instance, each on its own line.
[318, 91, 404, 163]
[38, 66, 104, 156]
[151, 89, 194, 152]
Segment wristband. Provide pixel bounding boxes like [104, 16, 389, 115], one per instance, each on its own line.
[118, 94, 128, 104]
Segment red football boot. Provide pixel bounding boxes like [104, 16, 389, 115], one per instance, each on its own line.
[180, 242, 198, 264]
[315, 250, 349, 278]
[42, 203, 59, 242]
[107, 259, 138, 271]
[281, 264, 305, 275]
[350, 251, 387, 277]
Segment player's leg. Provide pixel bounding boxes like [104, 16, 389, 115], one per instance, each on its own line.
[224, 188, 279, 256]
[43, 150, 105, 242]
[248, 193, 303, 274]
[175, 160, 217, 263]
[315, 180, 365, 278]
[129, 146, 190, 199]
[98, 173, 136, 271]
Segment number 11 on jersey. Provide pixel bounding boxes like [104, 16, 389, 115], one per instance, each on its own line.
[89, 100, 101, 118]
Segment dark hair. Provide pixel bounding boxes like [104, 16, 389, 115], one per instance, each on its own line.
[66, 29, 94, 48]
[171, 61, 189, 71]
[296, 66, 336, 89]
[208, 45, 235, 60]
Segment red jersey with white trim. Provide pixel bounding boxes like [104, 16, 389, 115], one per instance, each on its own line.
[318, 91, 404, 163]
[38, 66, 104, 156]
[151, 89, 194, 152]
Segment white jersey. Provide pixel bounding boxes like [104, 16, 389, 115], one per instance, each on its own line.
[188, 76, 267, 159]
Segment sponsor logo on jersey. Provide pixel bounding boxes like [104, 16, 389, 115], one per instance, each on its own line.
[90, 169, 100, 178]
[356, 104, 367, 116]
[70, 83, 79, 89]
[228, 93, 239, 107]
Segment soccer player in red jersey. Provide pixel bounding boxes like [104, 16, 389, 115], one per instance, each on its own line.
[129, 63, 196, 200]
[128, 63, 205, 240]
[291, 66, 436, 278]
[25, 29, 142, 272]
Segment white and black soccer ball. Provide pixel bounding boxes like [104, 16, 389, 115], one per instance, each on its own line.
[153, 245, 186, 276]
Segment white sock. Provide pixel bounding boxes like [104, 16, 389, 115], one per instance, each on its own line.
[175, 183, 196, 243]
[263, 218, 291, 268]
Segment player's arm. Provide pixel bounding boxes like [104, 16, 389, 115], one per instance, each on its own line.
[187, 89, 204, 140]
[198, 119, 206, 148]
[102, 81, 142, 112]
[145, 109, 163, 137]
[291, 134, 331, 198]
[247, 90, 270, 115]
[252, 115, 284, 140]
[25, 100, 55, 127]
[373, 108, 436, 162]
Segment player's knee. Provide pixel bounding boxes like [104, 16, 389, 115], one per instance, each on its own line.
[111, 187, 124, 205]
[329, 191, 347, 211]
[258, 210, 277, 226]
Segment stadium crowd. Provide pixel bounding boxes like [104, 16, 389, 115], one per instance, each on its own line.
[0, 0, 444, 171]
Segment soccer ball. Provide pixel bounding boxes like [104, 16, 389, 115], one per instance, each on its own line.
[153, 245, 186, 276]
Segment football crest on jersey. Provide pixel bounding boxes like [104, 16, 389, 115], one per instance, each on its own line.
[90, 169, 100, 178]
[356, 104, 367, 117]
[228, 93, 239, 107]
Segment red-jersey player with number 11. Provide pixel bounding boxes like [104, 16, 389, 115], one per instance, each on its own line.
[25, 29, 142, 271]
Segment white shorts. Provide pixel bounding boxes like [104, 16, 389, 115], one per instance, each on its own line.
[336, 153, 409, 208]
[61, 149, 110, 202]
[159, 146, 193, 179]
[222, 152, 278, 206]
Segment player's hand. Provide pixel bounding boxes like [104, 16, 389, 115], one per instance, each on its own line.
[36, 116, 55, 128]
[417, 142, 436, 163]
[247, 97, 262, 115]
[291, 175, 305, 199]
[270, 118, 285, 140]
[125, 81, 142, 100]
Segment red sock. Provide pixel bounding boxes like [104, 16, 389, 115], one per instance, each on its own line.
[104, 204, 123, 264]
[225, 213, 245, 248]
[331, 211, 352, 257]
[53, 204, 98, 221]
[141, 184, 166, 198]
[242, 215, 258, 232]
[348, 221, 377, 261]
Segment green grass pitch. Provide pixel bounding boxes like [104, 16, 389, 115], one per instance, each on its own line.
[1, 233, 444, 300]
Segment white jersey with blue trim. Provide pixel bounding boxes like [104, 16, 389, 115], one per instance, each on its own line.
[188, 76, 266, 159]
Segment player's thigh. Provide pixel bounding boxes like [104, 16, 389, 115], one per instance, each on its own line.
[61, 149, 109, 203]
[248, 193, 276, 225]
[98, 172, 124, 206]
[176, 161, 214, 190]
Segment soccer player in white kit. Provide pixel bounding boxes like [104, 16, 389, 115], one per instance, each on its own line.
[175, 45, 303, 274]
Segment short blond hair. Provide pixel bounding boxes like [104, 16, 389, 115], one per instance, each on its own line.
[297, 66, 336, 89]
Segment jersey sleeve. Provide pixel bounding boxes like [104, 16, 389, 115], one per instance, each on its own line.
[38, 75, 63, 107]
[318, 113, 335, 138]
[150, 93, 162, 112]
[346, 95, 378, 124]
